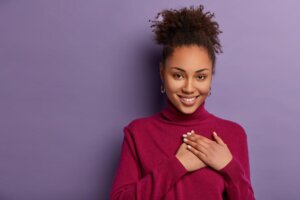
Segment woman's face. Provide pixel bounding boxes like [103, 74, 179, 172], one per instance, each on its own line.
[160, 45, 213, 114]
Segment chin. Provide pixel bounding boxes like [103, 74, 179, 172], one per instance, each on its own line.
[178, 105, 197, 114]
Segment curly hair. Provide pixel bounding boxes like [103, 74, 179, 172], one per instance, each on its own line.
[149, 5, 222, 74]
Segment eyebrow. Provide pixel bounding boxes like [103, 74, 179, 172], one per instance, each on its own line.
[170, 67, 209, 73]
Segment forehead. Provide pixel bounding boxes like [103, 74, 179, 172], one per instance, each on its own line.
[165, 45, 212, 72]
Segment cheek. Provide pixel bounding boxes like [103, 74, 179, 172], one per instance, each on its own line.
[165, 79, 183, 92]
[196, 81, 211, 93]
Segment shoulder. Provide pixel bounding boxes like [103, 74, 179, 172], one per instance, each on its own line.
[210, 114, 247, 138]
[123, 113, 159, 134]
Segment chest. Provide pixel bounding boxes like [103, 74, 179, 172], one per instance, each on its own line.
[132, 123, 228, 194]
[133, 123, 219, 174]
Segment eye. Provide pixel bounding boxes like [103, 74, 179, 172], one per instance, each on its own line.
[197, 75, 207, 80]
[173, 73, 183, 80]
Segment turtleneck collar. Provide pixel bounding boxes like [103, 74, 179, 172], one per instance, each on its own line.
[159, 97, 211, 125]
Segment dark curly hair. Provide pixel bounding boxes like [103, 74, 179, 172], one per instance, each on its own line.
[150, 5, 222, 74]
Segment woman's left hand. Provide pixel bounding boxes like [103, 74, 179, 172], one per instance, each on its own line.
[182, 130, 232, 171]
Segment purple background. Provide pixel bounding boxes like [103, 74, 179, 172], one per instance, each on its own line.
[1, 1, 299, 200]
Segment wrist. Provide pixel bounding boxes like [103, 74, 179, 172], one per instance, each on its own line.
[216, 156, 233, 171]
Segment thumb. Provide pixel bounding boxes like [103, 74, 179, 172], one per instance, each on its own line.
[213, 131, 225, 145]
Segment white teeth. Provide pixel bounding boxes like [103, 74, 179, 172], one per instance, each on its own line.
[182, 97, 196, 102]
[179, 96, 198, 106]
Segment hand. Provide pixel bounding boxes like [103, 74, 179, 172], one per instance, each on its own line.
[183, 130, 232, 171]
[175, 142, 206, 172]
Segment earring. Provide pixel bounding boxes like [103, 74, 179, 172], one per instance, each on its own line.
[160, 83, 166, 94]
[208, 88, 212, 96]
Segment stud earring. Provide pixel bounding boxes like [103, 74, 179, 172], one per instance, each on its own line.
[160, 83, 166, 94]
[208, 88, 212, 96]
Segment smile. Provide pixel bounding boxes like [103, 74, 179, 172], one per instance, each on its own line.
[178, 95, 199, 106]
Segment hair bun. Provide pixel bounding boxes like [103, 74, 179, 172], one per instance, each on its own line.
[150, 5, 222, 54]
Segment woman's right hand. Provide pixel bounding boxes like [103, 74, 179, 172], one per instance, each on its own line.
[175, 142, 206, 172]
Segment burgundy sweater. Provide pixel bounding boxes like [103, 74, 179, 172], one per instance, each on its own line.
[110, 98, 255, 200]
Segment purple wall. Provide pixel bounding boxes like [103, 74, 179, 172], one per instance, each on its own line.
[0, 1, 299, 199]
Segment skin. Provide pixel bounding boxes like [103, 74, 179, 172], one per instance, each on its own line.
[159, 45, 232, 172]
[160, 45, 212, 115]
[183, 130, 232, 171]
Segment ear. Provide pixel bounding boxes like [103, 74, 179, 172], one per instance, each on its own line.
[159, 62, 164, 82]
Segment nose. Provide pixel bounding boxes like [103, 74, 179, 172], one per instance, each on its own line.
[182, 78, 195, 94]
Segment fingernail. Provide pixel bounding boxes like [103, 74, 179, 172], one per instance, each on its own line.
[213, 131, 217, 135]
[191, 130, 195, 133]
[183, 138, 188, 142]
[182, 134, 187, 138]
[187, 132, 192, 136]
[187, 145, 191, 149]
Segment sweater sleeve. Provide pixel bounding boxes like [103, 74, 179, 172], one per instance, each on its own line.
[218, 129, 255, 200]
[110, 126, 188, 200]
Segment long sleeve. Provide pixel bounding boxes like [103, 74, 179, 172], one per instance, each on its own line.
[219, 131, 255, 200]
[110, 126, 188, 200]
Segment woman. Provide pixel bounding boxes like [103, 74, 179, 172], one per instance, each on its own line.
[110, 5, 255, 200]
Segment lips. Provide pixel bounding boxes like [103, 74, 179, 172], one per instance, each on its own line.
[178, 95, 199, 106]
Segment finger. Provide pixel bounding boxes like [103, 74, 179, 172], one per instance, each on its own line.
[186, 144, 207, 160]
[182, 131, 192, 138]
[195, 137, 210, 148]
[212, 131, 225, 145]
[187, 131, 212, 144]
[183, 137, 208, 153]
